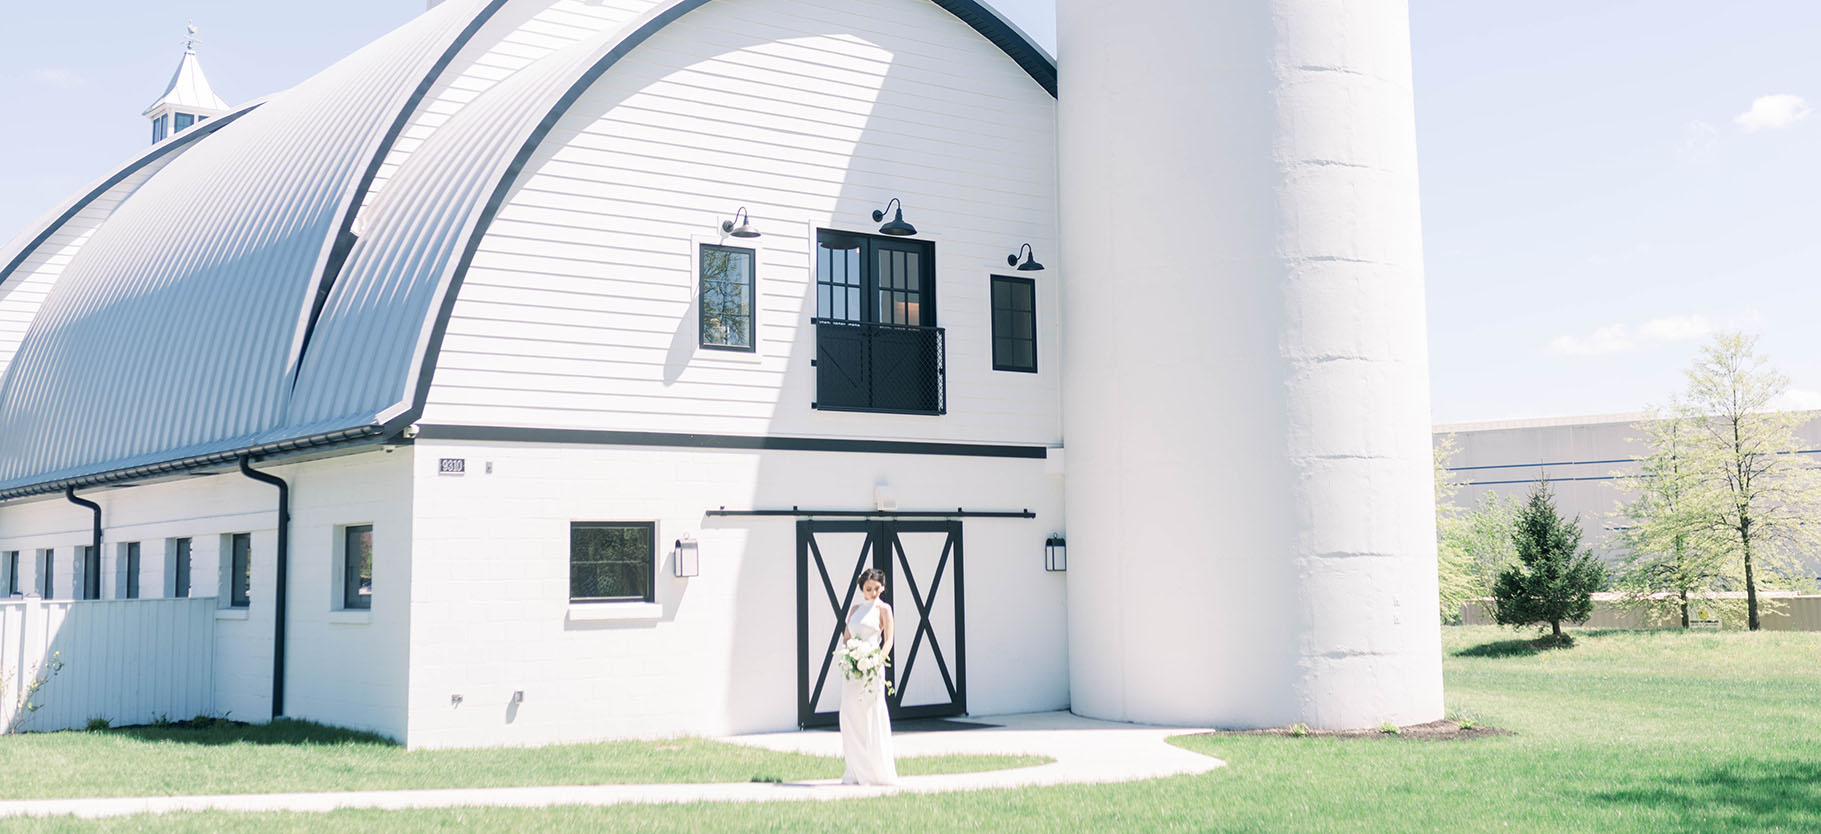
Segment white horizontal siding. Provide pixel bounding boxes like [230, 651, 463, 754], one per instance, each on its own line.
[423, 0, 1060, 445]
[357, 0, 660, 221]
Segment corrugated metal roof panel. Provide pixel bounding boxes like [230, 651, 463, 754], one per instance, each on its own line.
[0, 0, 496, 492]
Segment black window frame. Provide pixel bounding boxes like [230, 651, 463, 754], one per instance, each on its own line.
[229, 533, 252, 608]
[3, 551, 16, 596]
[699, 243, 757, 352]
[569, 521, 656, 604]
[173, 538, 191, 598]
[343, 524, 373, 610]
[123, 542, 140, 599]
[815, 229, 937, 327]
[990, 275, 1039, 373]
[38, 549, 53, 598]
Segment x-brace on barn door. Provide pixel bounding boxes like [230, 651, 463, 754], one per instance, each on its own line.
[796, 519, 965, 728]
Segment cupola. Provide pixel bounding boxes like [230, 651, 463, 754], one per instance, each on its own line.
[144, 23, 230, 144]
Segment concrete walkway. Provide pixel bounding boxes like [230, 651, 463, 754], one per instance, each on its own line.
[0, 711, 1223, 820]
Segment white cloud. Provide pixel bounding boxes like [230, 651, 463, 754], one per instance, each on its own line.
[1774, 388, 1821, 411]
[1676, 120, 1718, 158]
[1550, 315, 1714, 356]
[1636, 315, 1711, 342]
[28, 67, 83, 88]
[1734, 94, 1812, 132]
[1550, 325, 1636, 356]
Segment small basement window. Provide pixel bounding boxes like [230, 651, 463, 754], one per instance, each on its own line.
[700, 244, 755, 351]
[991, 275, 1038, 373]
[570, 522, 655, 604]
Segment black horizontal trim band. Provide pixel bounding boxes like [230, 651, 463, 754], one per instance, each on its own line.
[412, 424, 1048, 459]
[707, 507, 1034, 518]
[1447, 457, 1632, 472]
[1451, 448, 1821, 476]
[1464, 475, 1618, 486]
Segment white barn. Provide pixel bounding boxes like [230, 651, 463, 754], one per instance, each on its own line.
[0, 0, 1444, 747]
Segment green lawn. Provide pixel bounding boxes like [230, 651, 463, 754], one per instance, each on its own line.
[0, 720, 1042, 799]
[5, 626, 1821, 833]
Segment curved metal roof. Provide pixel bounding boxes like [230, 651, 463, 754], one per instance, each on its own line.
[0, 0, 504, 493]
[0, 0, 1057, 498]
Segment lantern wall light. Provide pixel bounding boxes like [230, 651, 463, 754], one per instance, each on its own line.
[1044, 534, 1067, 572]
[674, 537, 701, 578]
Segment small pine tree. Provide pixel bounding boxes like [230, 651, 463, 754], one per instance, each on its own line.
[1492, 480, 1606, 640]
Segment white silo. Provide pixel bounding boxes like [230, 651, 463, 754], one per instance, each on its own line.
[1056, 0, 1444, 728]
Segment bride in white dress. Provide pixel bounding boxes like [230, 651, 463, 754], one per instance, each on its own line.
[841, 568, 898, 785]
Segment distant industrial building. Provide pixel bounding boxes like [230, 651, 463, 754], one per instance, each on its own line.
[1436, 412, 1821, 566]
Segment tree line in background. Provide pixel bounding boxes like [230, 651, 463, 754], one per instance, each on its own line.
[1436, 332, 1821, 632]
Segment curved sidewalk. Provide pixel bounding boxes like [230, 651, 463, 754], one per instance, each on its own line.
[0, 711, 1223, 820]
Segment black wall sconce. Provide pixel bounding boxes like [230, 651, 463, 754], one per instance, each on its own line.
[1044, 534, 1067, 572]
[1007, 243, 1045, 272]
[872, 198, 917, 236]
[721, 207, 760, 238]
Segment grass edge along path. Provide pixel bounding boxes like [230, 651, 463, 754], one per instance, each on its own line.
[5, 627, 1821, 833]
[0, 722, 1046, 801]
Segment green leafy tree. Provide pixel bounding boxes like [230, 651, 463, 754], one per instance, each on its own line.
[1434, 435, 1474, 622]
[1434, 435, 1525, 622]
[1613, 405, 1739, 627]
[1492, 480, 1606, 640]
[1679, 332, 1821, 630]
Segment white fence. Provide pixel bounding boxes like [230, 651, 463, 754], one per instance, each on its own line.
[2, 597, 216, 733]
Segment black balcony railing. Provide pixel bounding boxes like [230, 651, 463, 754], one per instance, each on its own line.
[812, 318, 946, 415]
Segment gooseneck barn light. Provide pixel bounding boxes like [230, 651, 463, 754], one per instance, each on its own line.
[1007, 243, 1045, 272]
[871, 198, 917, 236]
[720, 207, 760, 239]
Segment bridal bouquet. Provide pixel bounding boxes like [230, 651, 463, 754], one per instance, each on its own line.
[833, 639, 894, 696]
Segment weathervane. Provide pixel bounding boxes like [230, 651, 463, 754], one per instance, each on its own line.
[184, 21, 201, 53]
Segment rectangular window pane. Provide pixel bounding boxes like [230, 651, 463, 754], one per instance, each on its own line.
[82, 546, 100, 600]
[174, 538, 191, 598]
[125, 542, 140, 599]
[344, 525, 373, 610]
[990, 276, 1038, 373]
[570, 522, 653, 602]
[40, 550, 53, 598]
[231, 533, 252, 608]
[816, 234, 865, 323]
[699, 245, 755, 350]
[4, 551, 16, 596]
[174, 112, 194, 131]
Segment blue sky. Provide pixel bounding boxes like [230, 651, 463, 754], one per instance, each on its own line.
[1, 1, 1815, 424]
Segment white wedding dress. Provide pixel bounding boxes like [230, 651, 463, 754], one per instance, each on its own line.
[840, 598, 899, 785]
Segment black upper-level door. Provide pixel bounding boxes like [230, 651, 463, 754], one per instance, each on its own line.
[815, 230, 935, 326]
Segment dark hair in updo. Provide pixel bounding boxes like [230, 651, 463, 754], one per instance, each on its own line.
[859, 568, 887, 587]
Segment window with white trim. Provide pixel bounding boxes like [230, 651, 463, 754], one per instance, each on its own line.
[569, 522, 654, 603]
